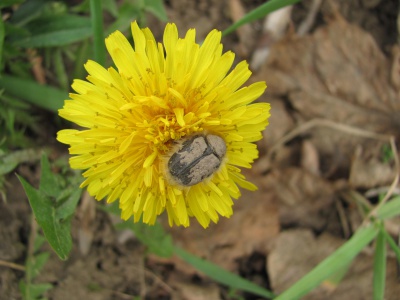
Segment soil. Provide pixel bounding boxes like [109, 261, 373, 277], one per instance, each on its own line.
[1, 0, 400, 300]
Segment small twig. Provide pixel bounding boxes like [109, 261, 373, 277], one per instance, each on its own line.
[397, 2, 400, 45]
[108, 289, 137, 300]
[345, 190, 374, 211]
[339, 190, 372, 232]
[335, 198, 351, 238]
[132, 261, 174, 296]
[267, 119, 392, 164]
[364, 186, 400, 198]
[397, 227, 400, 279]
[365, 137, 399, 220]
[0, 260, 25, 271]
[144, 269, 174, 294]
[27, 49, 46, 84]
[139, 256, 146, 298]
[297, 0, 322, 36]
[265, 118, 399, 232]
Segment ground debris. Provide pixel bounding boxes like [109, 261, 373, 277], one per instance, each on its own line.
[268, 229, 400, 300]
[258, 14, 400, 184]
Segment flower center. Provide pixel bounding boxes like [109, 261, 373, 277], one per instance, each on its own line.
[143, 112, 207, 154]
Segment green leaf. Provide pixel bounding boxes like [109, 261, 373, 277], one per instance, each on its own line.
[222, 0, 301, 36]
[373, 228, 387, 300]
[53, 48, 69, 91]
[39, 155, 60, 198]
[102, 0, 119, 18]
[105, 3, 139, 35]
[115, 221, 174, 258]
[0, 0, 24, 9]
[174, 246, 275, 299]
[17, 155, 81, 260]
[9, 0, 47, 26]
[72, 39, 90, 79]
[0, 15, 4, 71]
[0, 75, 67, 112]
[99, 200, 121, 215]
[376, 196, 400, 220]
[0, 149, 43, 176]
[12, 15, 92, 48]
[275, 226, 379, 300]
[33, 235, 47, 253]
[144, 0, 168, 22]
[56, 187, 82, 221]
[27, 252, 50, 280]
[18, 175, 72, 260]
[19, 280, 53, 300]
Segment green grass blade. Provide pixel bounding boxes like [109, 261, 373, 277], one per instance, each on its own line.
[373, 228, 387, 300]
[275, 226, 379, 300]
[0, 0, 24, 10]
[0, 75, 67, 112]
[376, 196, 400, 220]
[222, 0, 301, 36]
[102, 202, 174, 258]
[8, 0, 46, 27]
[323, 262, 351, 290]
[381, 229, 400, 265]
[174, 246, 275, 299]
[102, 0, 119, 18]
[0, 16, 5, 71]
[144, 0, 168, 22]
[72, 40, 90, 79]
[53, 48, 69, 91]
[105, 3, 139, 35]
[115, 221, 174, 258]
[12, 15, 92, 48]
[90, 0, 106, 66]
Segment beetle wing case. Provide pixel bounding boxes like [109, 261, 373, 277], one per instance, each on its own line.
[165, 133, 227, 187]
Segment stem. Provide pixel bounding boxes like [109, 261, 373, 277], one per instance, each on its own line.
[90, 0, 106, 66]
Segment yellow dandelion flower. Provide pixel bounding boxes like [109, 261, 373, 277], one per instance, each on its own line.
[57, 22, 270, 228]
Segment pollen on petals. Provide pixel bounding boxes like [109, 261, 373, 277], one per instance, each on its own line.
[57, 21, 270, 228]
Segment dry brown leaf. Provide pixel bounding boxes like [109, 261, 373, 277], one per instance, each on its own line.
[166, 173, 280, 272]
[171, 281, 221, 300]
[258, 15, 400, 176]
[77, 191, 96, 256]
[254, 98, 296, 172]
[349, 145, 397, 188]
[228, 0, 254, 57]
[301, 140, 321, 176]
[266, 168, 336, 231]
[268, 229, 400, 300]
[261, 98, 295, 148]
[268, 230, 342, 296]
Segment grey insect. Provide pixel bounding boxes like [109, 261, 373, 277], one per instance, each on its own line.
[168, 134, 227, 186]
